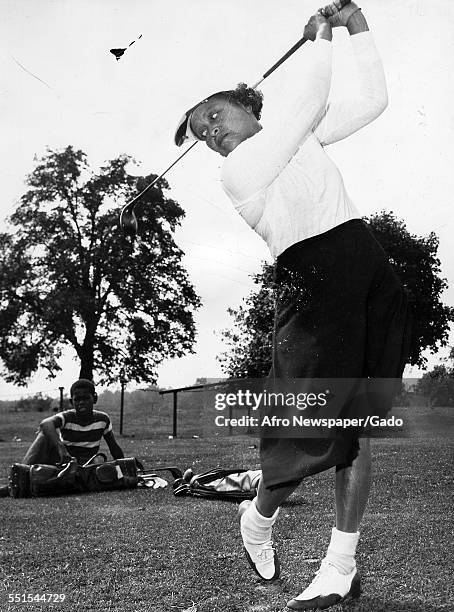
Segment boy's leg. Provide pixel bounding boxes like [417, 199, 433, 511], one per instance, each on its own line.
[287, 438, 371, 610]
[22, 431, 60, 465]
[239, 476, 300, 581]
[0, 433, 60, 496]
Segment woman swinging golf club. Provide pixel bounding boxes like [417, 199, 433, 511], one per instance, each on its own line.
[175, 2, 410, 609]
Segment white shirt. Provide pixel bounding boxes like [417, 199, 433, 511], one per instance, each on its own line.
[221, 32, 388, 258]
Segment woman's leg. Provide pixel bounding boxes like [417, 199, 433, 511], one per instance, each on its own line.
[286, 439, 371, 609]
[321, 438, 371, 576]
[238, 477, 302, 581]
[255, 476, 301, 517]
[335, 437, 371, 532]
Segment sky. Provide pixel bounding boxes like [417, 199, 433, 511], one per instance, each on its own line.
[0, 0, 453, 399]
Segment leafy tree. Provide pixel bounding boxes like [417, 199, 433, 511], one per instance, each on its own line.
[366, 211, 453, 366]
[0, 146, 201, 385]
[416, 364, 454, 407]
[415, 346, 454, 407]
[219, 211, 454, 377]
[16, 393, 53, 413]
[218, 264, 275, 378]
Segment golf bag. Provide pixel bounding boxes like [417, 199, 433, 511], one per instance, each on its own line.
[8, 454, 182, 498]
[9, 454, 140, 498]
[173, 468, 261, 501]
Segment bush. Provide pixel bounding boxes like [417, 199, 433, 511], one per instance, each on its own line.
[15, 393, 53, 413]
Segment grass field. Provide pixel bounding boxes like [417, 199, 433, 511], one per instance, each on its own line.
[0, 405, 453, 612]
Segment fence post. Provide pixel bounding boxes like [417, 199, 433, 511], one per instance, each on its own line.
[172, 391, 178, 438]
[120, 373, 126, 435]
[247, 404, 252, 434]
[59, 387, 64, 411]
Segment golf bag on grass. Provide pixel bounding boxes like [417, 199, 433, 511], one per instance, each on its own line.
[8, 454, 182, 498]
[173, 468, 261, 501]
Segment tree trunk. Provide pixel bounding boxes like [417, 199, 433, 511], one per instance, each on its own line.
[79, 328, 96, 381]
[79, 347, 94, 380]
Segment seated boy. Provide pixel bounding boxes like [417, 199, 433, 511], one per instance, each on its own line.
[22, 378, 124, 466]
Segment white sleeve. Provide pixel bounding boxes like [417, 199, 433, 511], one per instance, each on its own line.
[314, 31, 388, 146]
[221, 38, 332, 204]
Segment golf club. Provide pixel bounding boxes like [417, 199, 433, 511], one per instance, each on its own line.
[119, 141, 198, 236]
[119, 0, 351, 237]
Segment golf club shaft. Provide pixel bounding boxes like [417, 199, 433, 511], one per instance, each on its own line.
[120, 0, 351, 229]
[252, 38, 308, 89]
[251, 0, 352, 89]
[124, 140, 198, 211]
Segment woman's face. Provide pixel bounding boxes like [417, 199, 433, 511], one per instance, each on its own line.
[189, 94, 261, 157]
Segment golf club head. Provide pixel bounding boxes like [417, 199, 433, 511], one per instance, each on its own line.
[119, 203, 139, 237]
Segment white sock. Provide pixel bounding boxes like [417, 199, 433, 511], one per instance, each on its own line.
[241, 499, 279, 545]
[325, 527, 359, 575]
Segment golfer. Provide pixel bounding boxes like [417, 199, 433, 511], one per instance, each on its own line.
[175, 2, 410, 609]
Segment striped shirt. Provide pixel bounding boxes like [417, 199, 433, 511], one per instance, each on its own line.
[53, 409, 112, 463]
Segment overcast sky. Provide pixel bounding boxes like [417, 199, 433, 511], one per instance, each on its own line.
[1, 0, 453, 399]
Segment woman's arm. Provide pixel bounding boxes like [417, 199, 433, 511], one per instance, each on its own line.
[222, 16, 333, 204]
[345, 9, 370, 35]
[313, 9, 388, 147]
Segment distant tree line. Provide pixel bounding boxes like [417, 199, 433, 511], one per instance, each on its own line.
[415, 348, 454, 407]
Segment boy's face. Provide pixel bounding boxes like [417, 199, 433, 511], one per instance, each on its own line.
[71, 388, 96, 419]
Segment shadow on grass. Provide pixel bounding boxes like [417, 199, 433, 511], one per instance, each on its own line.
[344, 597, 450, 611]
[243, 596, 450, 612]
[281, 497, 311, 508]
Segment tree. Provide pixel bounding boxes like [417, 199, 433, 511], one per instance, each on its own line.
[218, 212, 454, 377]
[16, 393, 53, 413]
[0, 146, 201, 385]
[415, 346, 454, 407]
[366, 211, 453, 367]
[218, 264, 275, 378]
[416, 364, 454, 407]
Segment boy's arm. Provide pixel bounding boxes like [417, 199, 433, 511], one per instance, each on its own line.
[104, 430, 125, 460]
[40, 415, 73, 462]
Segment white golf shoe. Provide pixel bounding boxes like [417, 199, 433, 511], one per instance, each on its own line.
[286, 560, 361, 610]
[238, 500, 280, 582]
